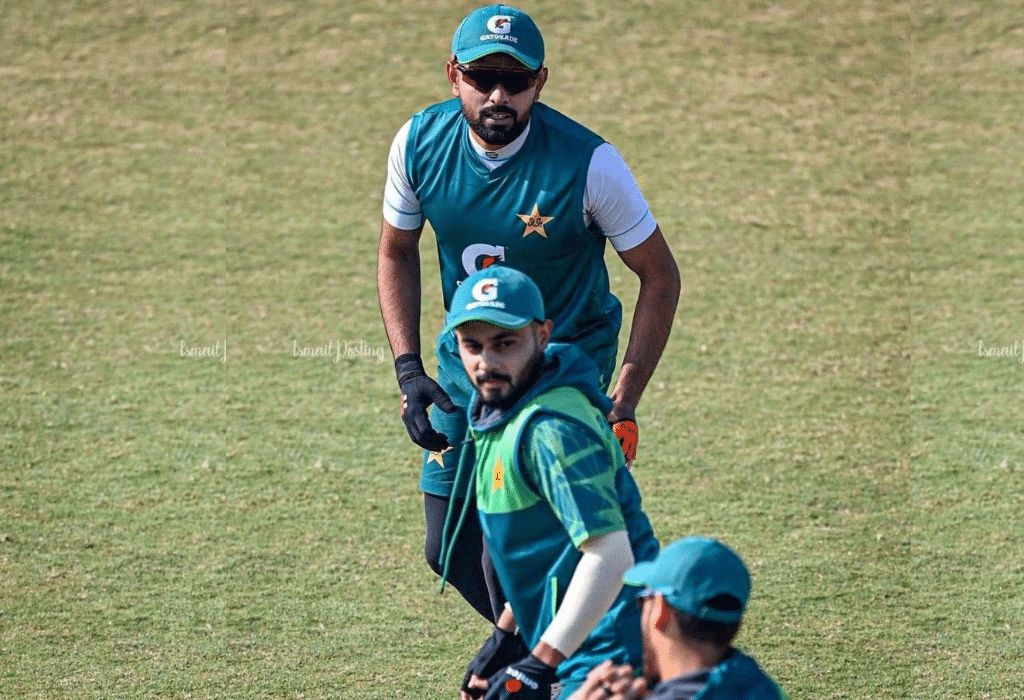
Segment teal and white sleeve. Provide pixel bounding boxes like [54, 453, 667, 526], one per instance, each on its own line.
[382, 119, 424, 230]
[585, 143, 657, 252]
[519, 414, 626, 547]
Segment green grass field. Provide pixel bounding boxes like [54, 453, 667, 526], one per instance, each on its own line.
[2, 1, 1022, 698]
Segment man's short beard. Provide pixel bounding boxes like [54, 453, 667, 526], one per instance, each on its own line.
[481, 391, 516, 411]
[464, 105, 529, 147]
[477, 351, 544, 411]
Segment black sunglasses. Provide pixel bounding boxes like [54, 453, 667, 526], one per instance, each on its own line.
[456, 64, 540, 95]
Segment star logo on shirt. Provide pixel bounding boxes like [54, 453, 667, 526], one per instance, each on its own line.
[492, 456, 504, 492]
[517, 204, 554, 238]
[427, 447, 451, 467]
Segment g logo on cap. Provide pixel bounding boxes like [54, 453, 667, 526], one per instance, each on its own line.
[487, 15, 513, 34]
[471, 278, 499, 303]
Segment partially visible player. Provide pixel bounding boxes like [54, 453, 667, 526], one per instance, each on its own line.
[567, 537, 787, 700]
[439, 267, 660, 699]
[377, 4, 680, 624]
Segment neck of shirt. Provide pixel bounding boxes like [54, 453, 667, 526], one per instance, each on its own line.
[466, 119, 532, 170]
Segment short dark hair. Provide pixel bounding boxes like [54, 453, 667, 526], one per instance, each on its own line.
[671, 595, 743, 646]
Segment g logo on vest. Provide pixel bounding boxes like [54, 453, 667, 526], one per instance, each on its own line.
[461, 243, 506, 275]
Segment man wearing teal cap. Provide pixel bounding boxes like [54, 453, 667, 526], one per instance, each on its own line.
[438, 266, 659, 699]
[378, 2, 680, 631]
[568, 538, 786, 700]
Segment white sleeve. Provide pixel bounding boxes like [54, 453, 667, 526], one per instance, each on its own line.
[382, 119, 424, 230]
[584, 143, 657, 252]
[539, 530, 634, 658]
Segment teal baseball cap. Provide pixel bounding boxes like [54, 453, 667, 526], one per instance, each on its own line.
[452, 5, 545, 70]
[624, 537, 751, 624]
[442, 266, 545, 335]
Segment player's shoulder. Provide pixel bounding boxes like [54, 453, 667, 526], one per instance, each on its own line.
[411, 98, 464, 122]
[519, 387, 602, 444]
[404, 99, 463, 153]
[406, 98, 462, 135]
[415, 97, 462, 118]
[533, 102, 605, 150]
[734, 679, 786, 700]
[719, 651, 787, 700]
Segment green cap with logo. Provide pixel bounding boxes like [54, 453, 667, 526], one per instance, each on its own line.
[452, 5, 545, 71]
[442, 266, 545, 335]
[624, 537, 752, 624]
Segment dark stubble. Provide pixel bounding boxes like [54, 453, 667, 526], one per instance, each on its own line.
[463, 104, 530, 147]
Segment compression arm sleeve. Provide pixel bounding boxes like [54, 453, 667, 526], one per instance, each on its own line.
[539, 529, 634, 658]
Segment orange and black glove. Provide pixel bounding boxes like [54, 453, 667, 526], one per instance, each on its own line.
[611, 419, 639, 464]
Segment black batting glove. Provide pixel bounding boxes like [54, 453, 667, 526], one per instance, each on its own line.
[395, 353, 457, 452]
[462, 627, 530, 698]
[484, 654, 559, 700]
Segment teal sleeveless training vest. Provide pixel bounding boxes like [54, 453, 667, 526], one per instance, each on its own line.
[406, 100, 622, 397]
[470, 386, 653, 684]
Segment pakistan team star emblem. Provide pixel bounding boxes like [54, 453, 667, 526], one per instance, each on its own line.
[517, 204, 554, 238]
[492, 456, 504, 492]
[427, 447, 451, 467]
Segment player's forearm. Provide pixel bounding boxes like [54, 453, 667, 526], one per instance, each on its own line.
[538, 530, 634, 660]
[497, 604, 517, 633]
[377, 230, 423, 358]
[610, 265, 680, 412]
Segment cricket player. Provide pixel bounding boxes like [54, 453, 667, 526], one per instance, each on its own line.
[378, 4, 680, 625]
[567, 538, 786, 700]
[438, 266, 660, 699]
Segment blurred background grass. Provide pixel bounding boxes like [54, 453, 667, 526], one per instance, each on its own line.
[1, 1, 1021, 698]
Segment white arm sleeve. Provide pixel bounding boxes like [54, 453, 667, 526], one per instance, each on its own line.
[584, 143, 658, 252]
[382, 119, 424, 230]
[539, 530, 635, 658]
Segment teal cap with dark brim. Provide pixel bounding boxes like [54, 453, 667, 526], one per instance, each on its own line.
[442, 266, 545, 335]
[451, 4, 545, 70]
[624, 537, 752, 625]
